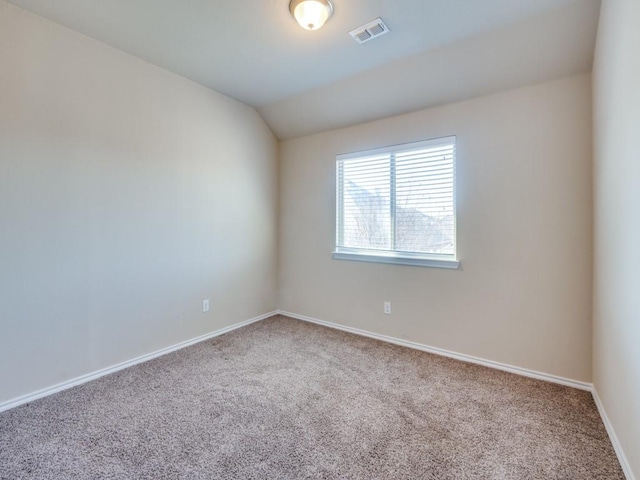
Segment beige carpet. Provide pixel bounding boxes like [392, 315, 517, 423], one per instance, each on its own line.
[0, 315, 624, 479]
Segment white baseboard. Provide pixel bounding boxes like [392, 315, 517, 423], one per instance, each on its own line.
[0, 311, 277, 414]
[592, 388, 635, 480]
[277, 310, 593, 391]
[2, 309, 631, 478]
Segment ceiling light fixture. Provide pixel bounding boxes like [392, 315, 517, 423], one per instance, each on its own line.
[289, 0, 334, 31]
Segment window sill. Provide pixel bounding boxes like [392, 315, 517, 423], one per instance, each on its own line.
[332, 251, 460, 269]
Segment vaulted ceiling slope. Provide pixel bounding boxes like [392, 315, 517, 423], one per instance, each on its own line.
[6, 0, 601, 140]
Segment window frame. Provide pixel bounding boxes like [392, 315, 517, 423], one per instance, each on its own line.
[333, 136, 460, 269]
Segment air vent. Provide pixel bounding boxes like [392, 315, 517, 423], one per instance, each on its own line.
[349, 18, 389, 44]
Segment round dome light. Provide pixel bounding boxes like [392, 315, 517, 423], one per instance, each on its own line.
[289, 0, 334, 31]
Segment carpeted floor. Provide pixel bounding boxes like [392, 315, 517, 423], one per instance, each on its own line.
[0, 315, 624, 479]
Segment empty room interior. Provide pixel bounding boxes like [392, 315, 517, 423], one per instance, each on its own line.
[0, 0, 638, 478]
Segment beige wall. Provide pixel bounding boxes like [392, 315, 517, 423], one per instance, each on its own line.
[593, 0, 640, 477]
[279, 74, 593, 382]
[0, 2, 278, 404]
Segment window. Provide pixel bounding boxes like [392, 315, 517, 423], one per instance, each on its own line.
[334, 136, 459, 268]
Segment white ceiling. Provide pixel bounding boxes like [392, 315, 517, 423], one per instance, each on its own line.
[5, 0, 601, 139]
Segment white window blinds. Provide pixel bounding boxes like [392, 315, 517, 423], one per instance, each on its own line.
[335, 136, 458, 268]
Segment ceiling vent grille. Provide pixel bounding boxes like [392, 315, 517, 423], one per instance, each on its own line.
[349, 18, 389, 44]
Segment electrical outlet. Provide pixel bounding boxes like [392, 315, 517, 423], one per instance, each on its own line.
[202, 299, 210, 313]
[384, 301, 391, 315]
